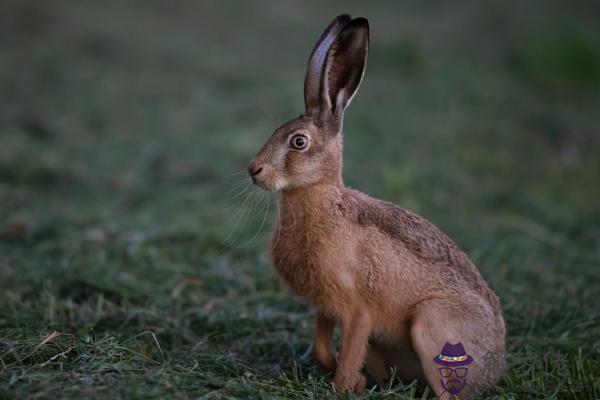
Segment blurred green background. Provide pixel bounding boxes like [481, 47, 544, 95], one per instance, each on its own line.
[1, 1, 599, 398]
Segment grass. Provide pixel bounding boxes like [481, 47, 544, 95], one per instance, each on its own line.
[1, 0, 599, 398]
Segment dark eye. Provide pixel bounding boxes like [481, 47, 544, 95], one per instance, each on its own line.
[290, 134, 309, 150]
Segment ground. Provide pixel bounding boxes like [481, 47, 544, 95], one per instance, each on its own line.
[0, 1, 599, 399]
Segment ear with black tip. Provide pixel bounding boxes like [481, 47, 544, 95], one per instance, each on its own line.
[304, 14, 352, 114]
[319, 17, 369, 121]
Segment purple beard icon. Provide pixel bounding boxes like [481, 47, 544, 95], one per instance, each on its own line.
[439, 366, 468, 394]
[433, 342, 473, 396]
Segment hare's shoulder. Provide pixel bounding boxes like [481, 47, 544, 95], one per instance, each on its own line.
[341, 188, 472, 268]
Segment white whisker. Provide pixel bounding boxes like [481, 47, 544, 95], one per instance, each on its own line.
[224, 183, 253, 211]
[222, 188, 256, 245]
[221, 188, 265, 251]
[226, 177, 251, 187]
[240, 190, 271, 247]
[272, 186, 282, 251]
[224, 170, 248, 178]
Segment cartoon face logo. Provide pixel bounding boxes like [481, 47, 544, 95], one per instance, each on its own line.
[433, 342, 473, 396]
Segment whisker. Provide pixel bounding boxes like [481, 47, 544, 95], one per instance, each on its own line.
[222, 189, 256, 245]
[224, 183, 253, 210]
[240, 190, 271, 247]
[272, 183, 282, 251]
[225, 179, 252, 196]
[221, 188, 263, 251]
[224, 170, 248, 178]
[226, 177, 251, 188]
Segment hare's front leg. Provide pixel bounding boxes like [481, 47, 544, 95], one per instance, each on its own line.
[334, 310, 373, 393]
[313, 312, 337, 372]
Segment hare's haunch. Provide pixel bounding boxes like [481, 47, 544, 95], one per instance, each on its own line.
[248, 14, 505, 398]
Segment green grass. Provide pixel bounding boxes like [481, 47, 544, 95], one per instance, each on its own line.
[1, 0, 599, 398]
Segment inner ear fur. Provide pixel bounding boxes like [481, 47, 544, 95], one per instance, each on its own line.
[320, 17, 369, 120]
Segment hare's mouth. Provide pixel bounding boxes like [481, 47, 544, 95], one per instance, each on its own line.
[251, 179, 279, 192]
[250, 175, 287, 192]
[248, 172, 272, 191]
[252, 180, 272, 191]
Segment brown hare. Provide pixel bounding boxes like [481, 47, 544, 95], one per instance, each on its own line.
[247, 14, 505, 399]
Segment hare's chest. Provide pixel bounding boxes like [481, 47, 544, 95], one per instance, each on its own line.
[270, 222, 355, 305]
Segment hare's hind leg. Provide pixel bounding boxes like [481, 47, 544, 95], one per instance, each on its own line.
[410, 299, 504, 400]
[365, 340, 389, 387]
[366, 339, 425, 389]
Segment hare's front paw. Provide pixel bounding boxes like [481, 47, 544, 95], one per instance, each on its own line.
[334, 371, 367, 394]
[353, 373, 367, 393]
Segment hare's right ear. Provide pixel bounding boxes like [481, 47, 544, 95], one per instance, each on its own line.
[319, 18, 369, 122]
[304, 14, 352, 114]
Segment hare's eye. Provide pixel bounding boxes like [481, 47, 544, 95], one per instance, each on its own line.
[290, 134, 309, 150]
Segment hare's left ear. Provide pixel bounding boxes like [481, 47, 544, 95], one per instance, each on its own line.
[319, 17, 369, 122]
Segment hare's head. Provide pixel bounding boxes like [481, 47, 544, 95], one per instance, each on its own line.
[248, 15, 369, 191]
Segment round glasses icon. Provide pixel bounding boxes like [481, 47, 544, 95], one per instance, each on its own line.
[439, 367, 468, 378]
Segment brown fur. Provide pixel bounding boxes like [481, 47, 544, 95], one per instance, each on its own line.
[248, 15, 505, 399]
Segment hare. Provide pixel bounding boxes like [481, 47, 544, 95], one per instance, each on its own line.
[247, 14, 505, 399]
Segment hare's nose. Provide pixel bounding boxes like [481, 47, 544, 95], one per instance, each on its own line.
[248, 163, 263, 180]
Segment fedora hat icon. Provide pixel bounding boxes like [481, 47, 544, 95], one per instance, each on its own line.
[433, 342, 473, 367]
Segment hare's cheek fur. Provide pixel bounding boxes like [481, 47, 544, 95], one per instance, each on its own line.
[280, 152, 324, 189]
[280, 138, 342, 190]
[251, 142, 328, 191]
[250, 152, 320, 192]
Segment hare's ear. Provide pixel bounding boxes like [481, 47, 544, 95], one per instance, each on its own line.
[319, 17, 369, 122]
[304, 14, 352, 114]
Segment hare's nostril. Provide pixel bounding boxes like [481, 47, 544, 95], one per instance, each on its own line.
[248, 166, 263, 177]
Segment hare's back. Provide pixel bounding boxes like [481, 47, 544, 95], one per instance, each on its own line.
[342, 189, 465, 264]
[341, 189, 499, 307]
